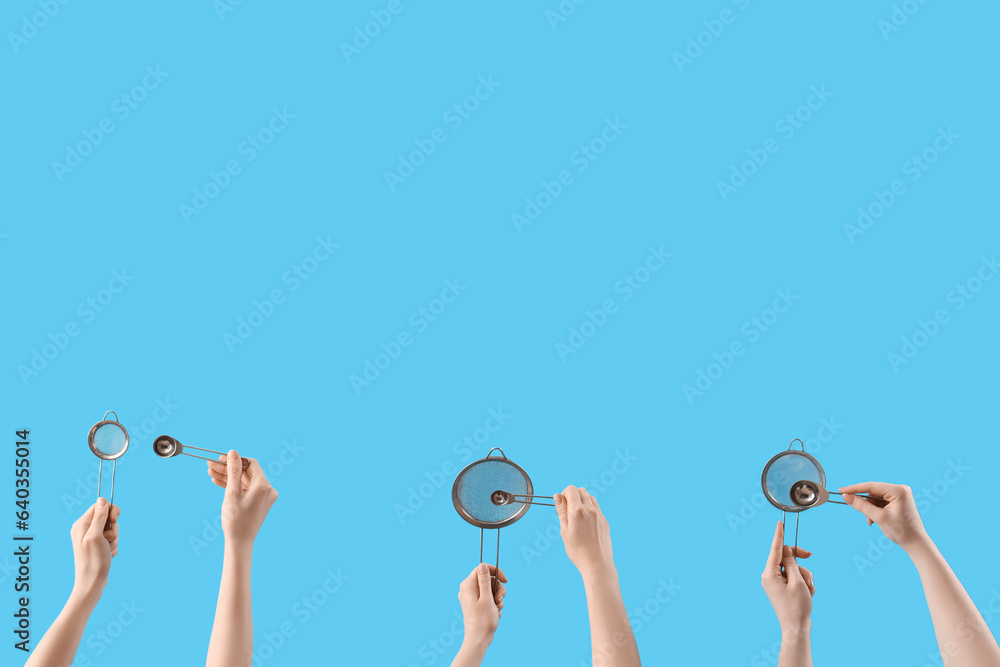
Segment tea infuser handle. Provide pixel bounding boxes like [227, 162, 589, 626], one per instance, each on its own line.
[787, 438, 804, 451]
[103, 410, 120, 422]
[180, 444, 251, 468]
[485, 447, 507, 460]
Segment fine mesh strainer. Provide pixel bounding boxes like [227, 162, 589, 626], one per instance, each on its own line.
[762, 439, 876, 548]
[452, 448, 554, 592]
[153, 435, 249, 468]
[87, 411, 129, 514]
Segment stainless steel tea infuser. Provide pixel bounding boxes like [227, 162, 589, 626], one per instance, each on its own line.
[153, 435, 249, 468]
[87, 411, 129, 522]
[761, 438, 876, 549]
[452, 448, 554, 593]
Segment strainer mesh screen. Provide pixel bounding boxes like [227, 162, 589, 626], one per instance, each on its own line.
[456, 459, 529, 525]
[93, 423, 127, 458]
[765, 453, 823, 508]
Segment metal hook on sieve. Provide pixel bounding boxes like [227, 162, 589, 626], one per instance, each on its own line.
[153, 435, 249, 468]
[485, 447, 507, 460]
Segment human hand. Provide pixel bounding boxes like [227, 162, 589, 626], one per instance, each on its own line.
[839, 482, 929, 551]
[206, 450, 278, 549]
[70, 499, 121, 604]
[554, 485, 614, 580]
[457, 564, 507, 644]
[761, 521, 815, 635]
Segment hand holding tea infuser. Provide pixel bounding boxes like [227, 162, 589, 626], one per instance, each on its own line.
[840, 481, 1000, 667]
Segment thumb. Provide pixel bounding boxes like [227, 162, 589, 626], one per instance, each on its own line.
[781, 546, 804, 584]
[87, 498, 111, 540]
[842, 492, 885, 525]
[554, 493, 567, 526]
[225, 450, 244, 498]
[476, 563, 493, 601]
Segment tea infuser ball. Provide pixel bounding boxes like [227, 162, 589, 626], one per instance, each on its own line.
[153, 435, 249, 467]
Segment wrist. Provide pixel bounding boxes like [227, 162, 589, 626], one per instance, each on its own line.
[68, 584, 102, 613]
[224, 538, 254, 559]
[780, 620, 812, 639]
[579, 561, 619, 586]
[460, 631, 494, 654]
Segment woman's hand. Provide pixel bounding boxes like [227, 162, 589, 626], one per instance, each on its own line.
[554, 485, 614, 580]
[457, 563, 507, 643]
[761, 521, 815, 635]
[207, 450, 278, 549]
[839, 482, 929, 552]
[70, 498, 121, 605]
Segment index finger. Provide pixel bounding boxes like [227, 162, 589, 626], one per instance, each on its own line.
[838, 482, 895, 497]
[765, 521, 784, 575]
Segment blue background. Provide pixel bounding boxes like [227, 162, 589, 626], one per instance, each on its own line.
[2, 0, 999, 665]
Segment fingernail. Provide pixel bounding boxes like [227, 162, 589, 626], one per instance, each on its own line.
[479, 563, 488, 574]
[228, 450, 238, 459]
[98, 497, 107, 507]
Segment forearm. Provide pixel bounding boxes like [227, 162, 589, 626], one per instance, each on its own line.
[207, 543, 254, 667]
[907, 538, 1000, 667]
[25, 591, 98, 667]
[777, 625, 812, 667]
[451, 635, 491, 667]
[581, 566, 641, 667]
